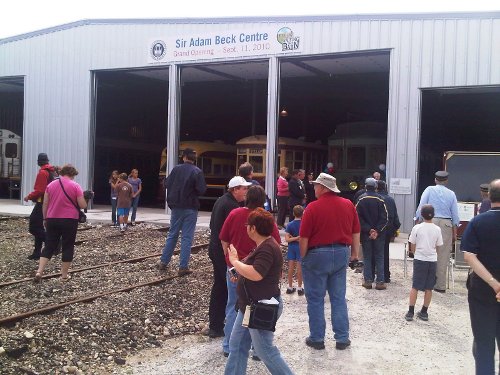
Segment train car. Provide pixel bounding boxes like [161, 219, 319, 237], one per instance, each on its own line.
[0, 129, 22, 198]
[236, 135, 327, 184]
[158, 141, 237, 207]
[327, 122, 387, 195]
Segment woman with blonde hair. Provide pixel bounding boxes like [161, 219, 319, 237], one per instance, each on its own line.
[35, 164, 86, 281]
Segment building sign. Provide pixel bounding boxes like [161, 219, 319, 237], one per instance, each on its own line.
[148, 25, 303, 64]
[389, 178, 412, 195]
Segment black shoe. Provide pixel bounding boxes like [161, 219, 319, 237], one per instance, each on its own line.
[433, 288, 445, 293]
[297, 288, 305, 296]
[27, 254, 40, 260]
[335, 339, 351, 350]
[208, 329, 224, 338]
[223, 351, 229, 357]
[305, 337, 325, 350]
[405, 312, 414, 321]
[417, 311, 429, 321]
[286, 287, 296, 294]
[251, 355, 261, 361]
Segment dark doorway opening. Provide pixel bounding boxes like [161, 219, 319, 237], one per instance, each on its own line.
[0, 77, 24, 199]
[418, 86, 500, 199]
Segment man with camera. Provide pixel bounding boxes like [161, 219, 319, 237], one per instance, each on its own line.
[299, 173, 360, 351]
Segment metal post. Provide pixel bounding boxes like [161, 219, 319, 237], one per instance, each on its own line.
[266, 57, 280, 210]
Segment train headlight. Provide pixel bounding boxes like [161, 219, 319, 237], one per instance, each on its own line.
[349, 181, 358, 191]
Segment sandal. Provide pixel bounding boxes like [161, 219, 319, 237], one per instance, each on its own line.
[61, 275, 71, 282]
[34, 272, 42, 282]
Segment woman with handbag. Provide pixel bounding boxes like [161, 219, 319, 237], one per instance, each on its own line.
[34, 164, 87, 282]
[224, 208, 294, 375]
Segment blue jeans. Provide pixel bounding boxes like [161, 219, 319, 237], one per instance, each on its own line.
[362, 236, 385, 283]
[130, 195, 140, 222]
[111, 197, 117, 225]
[223, 268, 238, 354]
[301, 245, 350, 344]
[160, 208, 197, 269]
[224, 298, 293, 375]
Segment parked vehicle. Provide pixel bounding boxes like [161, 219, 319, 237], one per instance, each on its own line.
[0, 129, 22, 198]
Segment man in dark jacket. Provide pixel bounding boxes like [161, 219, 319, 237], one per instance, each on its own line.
[288, 169, 305, 221]
[206, 176, 251, 338]
[23, 153, 56, 260]
[356, 178, 388, 290]
[377, 180, 401, 283]
[157, 148, 207, 276]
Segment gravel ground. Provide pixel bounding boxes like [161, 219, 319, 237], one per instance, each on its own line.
[0, 218, 478, 374]
[117, 255, 476, 375]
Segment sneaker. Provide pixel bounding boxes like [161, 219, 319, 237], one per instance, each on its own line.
[251, 355, 261, 361]
[335, 339, 351, 350]
[417, 310, 429, 321]
[433, 288, 446, 293]
[286, 287, 296, 294]
[131, 222, 136, 226]
[305, 337, 325, 350]
[375, 283, 387, 290]
[405, 312, 414, 321]
[178, 268, 193, 276]
[27, 254, 40, 260]
[156, 261, 168, 270]
[223, 352, 229, 358]
[297, 288, 305, 296]
[362, 281, 373, 289]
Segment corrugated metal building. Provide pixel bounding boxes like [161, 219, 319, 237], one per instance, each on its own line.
[0, 12, 499, 231]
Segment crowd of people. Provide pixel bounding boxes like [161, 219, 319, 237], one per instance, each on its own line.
[23, 148, 499, 374]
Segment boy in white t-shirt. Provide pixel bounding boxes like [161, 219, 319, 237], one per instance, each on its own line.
[405, 204, 444, 321]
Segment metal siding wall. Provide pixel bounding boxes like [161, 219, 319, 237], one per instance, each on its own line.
[1, 15, 499, 228]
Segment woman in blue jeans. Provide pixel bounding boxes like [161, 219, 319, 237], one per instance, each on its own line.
[225, 208, 293, 375]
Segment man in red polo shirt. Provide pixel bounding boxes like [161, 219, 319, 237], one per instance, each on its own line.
[299, 173, 360, 351]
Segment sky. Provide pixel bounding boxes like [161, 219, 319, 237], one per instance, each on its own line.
[1, 0, 499, 39]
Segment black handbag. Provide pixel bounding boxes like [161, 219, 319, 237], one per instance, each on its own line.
[59, 179, 86, 223]
[242, 280, 279, 332]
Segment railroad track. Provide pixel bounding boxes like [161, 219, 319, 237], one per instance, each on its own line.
[0, 241, 208, 288]
[0, 242, 211, 326]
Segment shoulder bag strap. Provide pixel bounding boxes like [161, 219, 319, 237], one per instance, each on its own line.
[58, 178, 80, 214]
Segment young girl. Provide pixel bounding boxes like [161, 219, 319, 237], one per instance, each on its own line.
[127, 169, 142, 225]
[116, 173, 133, 233]
[109, 170, 119, 227]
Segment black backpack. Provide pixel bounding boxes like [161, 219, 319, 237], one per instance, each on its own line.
[43, 167, 58, 184]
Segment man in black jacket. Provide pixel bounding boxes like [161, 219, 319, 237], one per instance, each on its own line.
[377, 180, 401, 283]
[157, 148, 207, 276]
[288, 169, 305, 222]
[206, 176, 251, 338]
[356, 178, 388, 290]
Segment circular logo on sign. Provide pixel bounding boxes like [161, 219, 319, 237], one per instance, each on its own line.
[276, 27, 293, 44]
[150, 40, 167, 61]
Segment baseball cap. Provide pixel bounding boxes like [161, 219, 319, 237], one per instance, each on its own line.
[228, 176, 252, 189]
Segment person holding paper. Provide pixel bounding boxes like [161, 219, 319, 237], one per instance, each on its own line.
[224, 208, 293, 375]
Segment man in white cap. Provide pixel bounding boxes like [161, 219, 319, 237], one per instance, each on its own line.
[205, 176, 251, 339]
[299, 173, 360, 351]
[416, 170, 459, 293]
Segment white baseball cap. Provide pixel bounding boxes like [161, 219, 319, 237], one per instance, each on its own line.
[228, 176, 253, 189]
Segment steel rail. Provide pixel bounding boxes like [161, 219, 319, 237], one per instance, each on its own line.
[0, 242, 209, 288]
[0, 265, 212, 326]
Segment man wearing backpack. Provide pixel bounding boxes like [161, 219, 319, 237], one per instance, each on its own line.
[24, 153, 57, 260]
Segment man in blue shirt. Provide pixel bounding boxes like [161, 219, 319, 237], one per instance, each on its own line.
[416, 171, 459, 293]
[461, 179, 500, 375]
